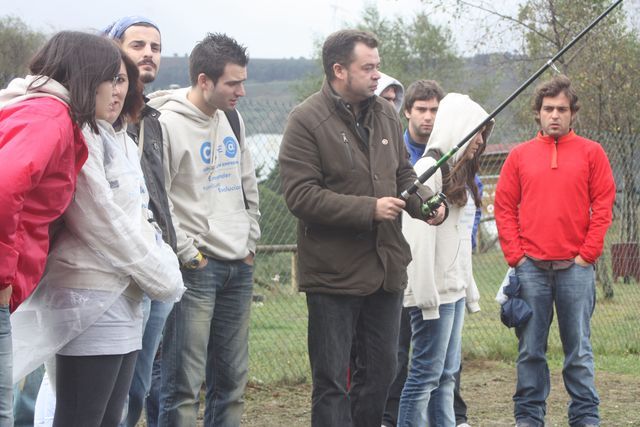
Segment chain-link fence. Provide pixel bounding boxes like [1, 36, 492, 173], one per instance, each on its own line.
[244, 98, 640, 385]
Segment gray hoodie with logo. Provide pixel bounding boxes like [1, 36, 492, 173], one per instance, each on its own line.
[148, 88, 260, 263]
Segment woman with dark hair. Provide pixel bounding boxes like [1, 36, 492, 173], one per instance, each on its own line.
[11, 50, 184, 426]
[398, 93, 494, 427]
[0, 30, 122, 425]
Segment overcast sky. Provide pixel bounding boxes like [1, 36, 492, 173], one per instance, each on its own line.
[3, 0, 525, 58]
[5, 0, 633, 59]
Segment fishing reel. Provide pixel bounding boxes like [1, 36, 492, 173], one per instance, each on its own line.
[421, 192, 447, 219]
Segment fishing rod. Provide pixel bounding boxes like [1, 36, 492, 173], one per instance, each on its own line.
[401, 0, 624, 201]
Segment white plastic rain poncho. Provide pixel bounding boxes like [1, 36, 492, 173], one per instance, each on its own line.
[11, 120, 184, 383]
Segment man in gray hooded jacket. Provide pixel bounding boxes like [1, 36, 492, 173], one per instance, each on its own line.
[103, 16, 178, 427]
[148, 33, 260, 427]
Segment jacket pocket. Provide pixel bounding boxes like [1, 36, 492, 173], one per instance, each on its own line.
[299, 227, 371, 275]
[341, 132, 355, 170]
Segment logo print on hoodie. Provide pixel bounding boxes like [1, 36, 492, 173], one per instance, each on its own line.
[200, 141, 212, 163]
[224, 137, 237, 158]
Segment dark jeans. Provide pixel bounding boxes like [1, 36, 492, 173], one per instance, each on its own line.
[54, 351, 138, 427]
[454, 364, 468, 424]
[145, 344, 163, 427]
[382, 306, 412, 427]
[306, 287, 403, 427]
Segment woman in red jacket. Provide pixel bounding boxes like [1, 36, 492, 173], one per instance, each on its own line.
[0, 31, 123, 425]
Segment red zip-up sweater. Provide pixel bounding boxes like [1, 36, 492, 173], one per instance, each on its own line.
[494, 130, 615, 267]
[0, 97, 87, 311]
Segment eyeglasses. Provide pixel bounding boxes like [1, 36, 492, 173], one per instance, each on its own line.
[110, 74, 128, 88]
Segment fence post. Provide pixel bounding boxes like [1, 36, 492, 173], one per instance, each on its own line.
[291, 252, 298, 292]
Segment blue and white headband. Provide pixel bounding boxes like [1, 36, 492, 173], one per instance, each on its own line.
[104, 16, 160, 40]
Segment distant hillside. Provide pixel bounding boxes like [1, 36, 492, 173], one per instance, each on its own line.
[147, 53, 531, 140]
[149, 56, 316, 92]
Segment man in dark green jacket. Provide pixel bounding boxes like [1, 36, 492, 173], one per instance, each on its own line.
[279, 29, 445, 427]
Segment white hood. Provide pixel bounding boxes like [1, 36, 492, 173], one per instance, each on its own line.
[426, 93, 494, 164]
[375, 72, 404, 112]
[404, 93, 489, 319]
[0, 75, 70, 108]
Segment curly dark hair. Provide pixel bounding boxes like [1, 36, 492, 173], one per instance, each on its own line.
[532, 74, 580, 125]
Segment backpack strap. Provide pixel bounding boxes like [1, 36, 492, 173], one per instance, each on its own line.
[224, 109, 242, 142]
[424, 148, 450, 193]
[223, 109, 249, 210]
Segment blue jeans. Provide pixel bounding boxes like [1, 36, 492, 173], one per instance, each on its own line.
[306, 287, 403, 427]
[13, 364, 45, 427]
[398, 298, 465, 427]
[0, 306, 12, 427]
[514, 259, 599, 427]
[146, 346, 163, 427]
[121, 297, 173, 427]
[158, 258, 253, 427]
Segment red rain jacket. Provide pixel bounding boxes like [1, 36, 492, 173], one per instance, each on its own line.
[0, 97, 87, 311]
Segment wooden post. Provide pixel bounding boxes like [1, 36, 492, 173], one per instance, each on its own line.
[291, 252, 298, 292]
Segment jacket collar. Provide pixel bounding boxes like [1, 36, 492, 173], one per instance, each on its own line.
[536, 129, 576, 143]
[142, 96, 161, 120]
[535, 129, 576, 169]
[404, 129, 426, 165]
[321, 80, 376, 123]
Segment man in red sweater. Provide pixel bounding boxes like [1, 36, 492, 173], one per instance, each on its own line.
[495, 75, 615, 427]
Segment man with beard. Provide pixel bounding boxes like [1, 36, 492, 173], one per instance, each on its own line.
[495, 75, 615, 427]
[104, 16, 178, 427]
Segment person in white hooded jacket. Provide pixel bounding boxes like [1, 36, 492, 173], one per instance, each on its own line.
[375, 72, 404, 113]
[10, 51, 184, 427]
[398, 93, 493, 427]
[147, 33, 260, 427]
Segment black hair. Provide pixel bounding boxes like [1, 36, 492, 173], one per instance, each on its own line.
[119, 49, 144, 122]
[403, 80, 445, 113]
[189, 33, 248, 86]
[322, 30, 378, 82]
[28, 31, 122, 133]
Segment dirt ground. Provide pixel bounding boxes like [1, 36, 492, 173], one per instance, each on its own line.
[241, 359, 640, 426]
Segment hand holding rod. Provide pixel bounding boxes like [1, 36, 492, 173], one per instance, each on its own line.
[400, 0, 624, 200]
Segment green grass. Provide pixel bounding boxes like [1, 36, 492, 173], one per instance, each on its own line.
[249, 291, 309, 385]
[469, 248, 640, 358]
[248, 242, 640, 384]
